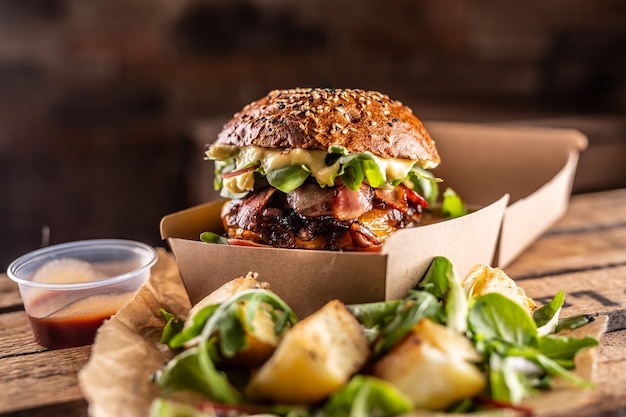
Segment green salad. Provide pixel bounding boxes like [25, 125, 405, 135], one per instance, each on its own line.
[150, 257, 599, 417]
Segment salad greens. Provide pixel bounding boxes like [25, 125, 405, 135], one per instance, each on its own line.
[213, 145, 448, 210]
[151, 257, 600, 417]
[154, 290, 298, 404]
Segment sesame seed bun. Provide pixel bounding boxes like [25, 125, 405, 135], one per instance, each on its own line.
[215, 88, 440, 169]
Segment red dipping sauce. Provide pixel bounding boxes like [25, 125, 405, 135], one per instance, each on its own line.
[28, 311, 115, 348]
[27, 292, 131, 349]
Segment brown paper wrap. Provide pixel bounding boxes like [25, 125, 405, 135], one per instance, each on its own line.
[78, 249, 606, 417]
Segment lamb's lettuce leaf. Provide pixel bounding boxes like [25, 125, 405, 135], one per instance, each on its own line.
[265, 165, 311, 193]
[154, 340, 241, 404]
[418, 255, 468, 333]
[441, 188, 467, 218]
[323, 375, 413, 417]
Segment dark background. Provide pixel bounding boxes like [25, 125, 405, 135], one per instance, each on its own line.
[2, 0, 625, 269]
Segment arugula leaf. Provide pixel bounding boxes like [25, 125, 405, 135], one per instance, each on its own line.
[265, 165, 310, 193]
[441, 188, 467, 218]
[199, 232, 229, 245]
[533, 290, 564, 336]
[417, 256, 468, 333]
[323, 375, 413, 417]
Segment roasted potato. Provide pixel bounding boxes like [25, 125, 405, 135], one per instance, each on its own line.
[462, 264, 536, 315]
[184, 272, 270, 329]
[373, 318, 485, 410]
[245, 299, 370, 404]
[221, 299, 282, 366]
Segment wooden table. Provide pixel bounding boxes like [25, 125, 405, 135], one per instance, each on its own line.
[1, 188, 625, 417]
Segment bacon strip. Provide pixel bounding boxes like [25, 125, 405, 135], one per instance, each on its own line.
[332, 183, 374, 220]
[235, 187, 276, 229]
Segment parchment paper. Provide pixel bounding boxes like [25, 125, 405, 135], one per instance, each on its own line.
[78, 249, 607, 417]
[79, 249, 191, 417]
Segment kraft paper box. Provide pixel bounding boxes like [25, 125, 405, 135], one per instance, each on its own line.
[426, 121, 587, 266]
[160, 122, 587, 317]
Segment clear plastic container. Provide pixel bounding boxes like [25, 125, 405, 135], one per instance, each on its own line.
[7, 239, 158, 348]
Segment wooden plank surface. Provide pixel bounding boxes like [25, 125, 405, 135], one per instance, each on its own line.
[0, 189, 624, 416]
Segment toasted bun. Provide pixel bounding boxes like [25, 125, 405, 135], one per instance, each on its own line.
[215, 88, 440, 168]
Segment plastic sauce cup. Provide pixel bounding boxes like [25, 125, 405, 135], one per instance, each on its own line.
[7, 239, 157, 348]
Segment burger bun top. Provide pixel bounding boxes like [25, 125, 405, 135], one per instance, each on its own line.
[214, 88, 440, 169]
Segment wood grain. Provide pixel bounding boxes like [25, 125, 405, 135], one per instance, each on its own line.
[0, 345, 91, 414]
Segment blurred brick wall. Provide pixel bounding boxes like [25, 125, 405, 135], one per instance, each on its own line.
[1, 0, 625, 268]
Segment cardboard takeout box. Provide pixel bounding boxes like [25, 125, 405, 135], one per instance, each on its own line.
[161, 122, 587, 317]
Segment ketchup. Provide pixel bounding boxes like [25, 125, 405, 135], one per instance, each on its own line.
[26, 292, 131, 349]
[28, 311, 115, 348]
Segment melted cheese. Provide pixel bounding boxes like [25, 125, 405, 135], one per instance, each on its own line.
[207, 145, 416, 194]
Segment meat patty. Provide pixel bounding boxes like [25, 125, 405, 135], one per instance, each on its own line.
[221, 181, 426, 251]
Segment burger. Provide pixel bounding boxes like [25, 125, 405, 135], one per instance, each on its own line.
[205, 88, 445, 251]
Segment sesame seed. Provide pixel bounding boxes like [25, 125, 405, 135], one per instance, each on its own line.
[370, 121, 377, 126]
[341, 128, 349, 134]
[383, 110, 390, 116]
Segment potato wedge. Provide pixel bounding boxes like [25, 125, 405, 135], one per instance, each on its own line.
[373, 318, 485, 410]
[245, 299, 370, 404]
[462, 264, 536, 315]
[222, 299, 281, 366]
[184, 272, 269, 329]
